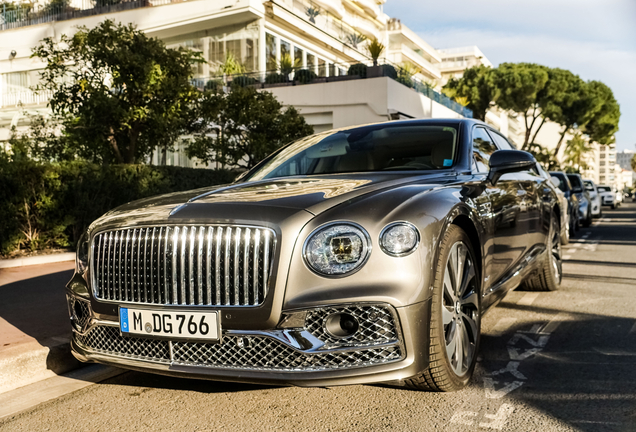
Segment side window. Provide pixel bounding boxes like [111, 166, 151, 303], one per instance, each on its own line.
[472, 127, 497, 173]
[489, 131, 514, 150]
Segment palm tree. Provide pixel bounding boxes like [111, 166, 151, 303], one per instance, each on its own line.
[563, 133, 593, 172]
[366, 38, 385, 66]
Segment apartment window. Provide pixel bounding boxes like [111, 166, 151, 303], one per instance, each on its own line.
[318, 58, 327, 77]
[2, 70, 40, 94]
[600, 161, 606, 166]
[307, 53, 316, 73]
[600, 176, 606, 182]
[600, 153, 605, 159]
[280, 40, 291, 61]
[600, 169, 605, 174]
[166, 24, 260, 77]
[294, 46, 304, 68]
[266, 33, 277, 72]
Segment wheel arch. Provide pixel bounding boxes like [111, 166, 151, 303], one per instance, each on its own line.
[451, 213, 483, 285]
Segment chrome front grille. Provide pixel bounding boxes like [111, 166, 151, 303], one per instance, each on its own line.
[92, 225, 275, 306]
[75, 325, 403, 371]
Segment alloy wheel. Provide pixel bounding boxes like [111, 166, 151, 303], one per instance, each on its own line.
[441, 241, 479, 376]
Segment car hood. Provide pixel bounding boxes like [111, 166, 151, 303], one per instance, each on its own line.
[90, 173, 454, 231]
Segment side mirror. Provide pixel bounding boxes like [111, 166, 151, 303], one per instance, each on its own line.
[234, 170, 249, 182]
[487, 150, 537, 185]
[550, 176, 561, 188]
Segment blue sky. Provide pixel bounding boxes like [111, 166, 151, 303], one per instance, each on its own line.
[384, 0, 636, 152]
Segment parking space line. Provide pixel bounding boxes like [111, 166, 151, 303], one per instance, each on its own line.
[541, 313, 571, 334]
[630, 322, 636, 334]
[563, 255, 571, 260]
[517, 293, 540, 306]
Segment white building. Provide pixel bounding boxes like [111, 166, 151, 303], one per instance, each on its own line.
[0, 0, 482, 164]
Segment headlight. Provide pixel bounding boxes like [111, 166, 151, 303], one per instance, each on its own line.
[76, 231, 89, 275]
[380, 222, 420, 257]
[303, 222, 371, 276]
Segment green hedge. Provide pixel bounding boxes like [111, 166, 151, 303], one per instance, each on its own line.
[0, 160, 236, 256]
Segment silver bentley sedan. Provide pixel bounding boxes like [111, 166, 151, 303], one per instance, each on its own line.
[67, 119, 562, 391]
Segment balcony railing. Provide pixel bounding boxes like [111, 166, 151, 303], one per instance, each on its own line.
[0, 90, 53, 108]
[192, 61, 473, 118]
[0, 0, 180, 31]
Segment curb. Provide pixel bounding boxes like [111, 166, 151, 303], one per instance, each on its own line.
[0, 339, 81, 395]
[0, 252, 76, 269]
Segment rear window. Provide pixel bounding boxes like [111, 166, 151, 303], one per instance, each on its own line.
[597, 186, 611, 192]
[567, 175, 582, 189]
[582, 180, 595, 191]
[550, 172, 570, 192]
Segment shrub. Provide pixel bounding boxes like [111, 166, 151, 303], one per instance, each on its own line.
[294, 69, 317, 84]
[265, 73, 286, 84]
[0, 159, 236, 256]
[204, 79, 223, 91]
[381, 64, 398, 79]
[347, 63, 368, 78]
[230, 75, 258, 88]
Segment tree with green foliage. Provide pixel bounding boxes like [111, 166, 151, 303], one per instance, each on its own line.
[583, 81, 621, 146]
[550, 76, 602, 157]
[186, 86, 314, 169]
[563, 133, 593, 172]
[493, 63, 552, 149]
[32, 20, 203, 164]
[442, 65, 499, 121]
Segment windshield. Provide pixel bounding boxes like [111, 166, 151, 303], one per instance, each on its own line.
[244, 124, 459, 181]
[583, 180, 595, 191]
[597, 186, 611, 192]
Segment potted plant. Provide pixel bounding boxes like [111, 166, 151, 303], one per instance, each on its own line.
[366, 38, 385, 78]
[345, 32, 367, 49]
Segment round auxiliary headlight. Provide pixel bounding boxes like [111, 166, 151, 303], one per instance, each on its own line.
[380, 222, 420, 257]
[303, 223, 371, 276]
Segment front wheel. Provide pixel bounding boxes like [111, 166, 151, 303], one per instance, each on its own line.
[582, 210, 592, 227]
[405, 225, 480, 392]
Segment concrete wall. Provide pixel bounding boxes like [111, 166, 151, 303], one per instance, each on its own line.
[267, 76, 464, 132]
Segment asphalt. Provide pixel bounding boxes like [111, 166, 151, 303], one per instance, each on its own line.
[1, 202, 636, 431]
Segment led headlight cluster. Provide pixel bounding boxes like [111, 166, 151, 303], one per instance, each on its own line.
[76, 231, 90, 275]
[379, 222, 420, 257]
[303, 223, 371, 276]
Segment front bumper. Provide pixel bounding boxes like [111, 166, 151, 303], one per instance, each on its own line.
[68, 295, 431, 387]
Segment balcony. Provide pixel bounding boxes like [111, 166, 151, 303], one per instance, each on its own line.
[0, 0, 184, 31]
[0, 90, 53, 108]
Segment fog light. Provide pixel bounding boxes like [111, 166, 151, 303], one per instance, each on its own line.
[325, 313, 359, 339]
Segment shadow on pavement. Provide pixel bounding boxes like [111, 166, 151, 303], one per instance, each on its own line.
[0, 265, 77, 374]
[481, 302, 636, 432]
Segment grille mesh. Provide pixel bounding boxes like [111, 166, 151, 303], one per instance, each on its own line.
[76, 324, 402, 372]
[92, 225, 274, 307]
[76, 325, 170, 363]
[304, 305, 398, 348]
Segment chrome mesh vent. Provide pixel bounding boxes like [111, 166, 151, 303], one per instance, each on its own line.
[75, 325, 170, 363]
[172, 337, 402, 371]
[67, 296, 92, 332]
[304, 305, 398, 348]
[91, 225, 274, 306]
[75, 325, 403, 371]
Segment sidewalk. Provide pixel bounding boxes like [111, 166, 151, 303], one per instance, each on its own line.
[0, 261, 80, 393]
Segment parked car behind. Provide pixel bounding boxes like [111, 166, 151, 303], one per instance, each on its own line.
[583, 179, 602, 218]
[566, 173, 592, 227]
[550, 171, 580, 235]
[536, 164, 569, 244]
[597, 185, 616, 209]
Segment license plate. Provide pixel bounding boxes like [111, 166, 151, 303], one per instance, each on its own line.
[119, 307, 220, 341]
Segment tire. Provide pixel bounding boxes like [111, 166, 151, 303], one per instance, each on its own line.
[560, 221, 569, 245]
[582, 210, 592, 227]
[574, 216, 580, 232]
[521, 212, 562, 292]
[405, 225, 480, 392]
